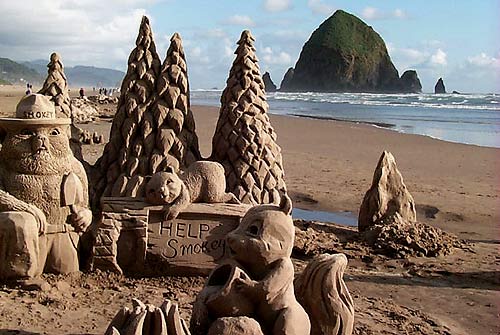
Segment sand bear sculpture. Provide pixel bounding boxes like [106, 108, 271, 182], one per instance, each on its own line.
[145, 161, 239, 220]
[0, 94, 92, 279]
[191, 194, 311, 335]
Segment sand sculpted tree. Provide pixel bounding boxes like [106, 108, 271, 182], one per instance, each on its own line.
[38, 52, 87, 161]
[211, 30, 286, 205]
[152, 32, 201, 172]
[93, 16, 162, 201]
[93, 17, 202, 205]
[38, 52, 72, 118]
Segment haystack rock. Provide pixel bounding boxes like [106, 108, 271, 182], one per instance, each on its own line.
[93, 16, 162, 203]
[262, 72, 277, 92]
[399, 70, 422, 93]
[281, 10, 400, 92]
[434, 77, 446, 93]
[358, 151, 416, 232]
[211, 30, 286, 205]
[280, 67, 294, 90]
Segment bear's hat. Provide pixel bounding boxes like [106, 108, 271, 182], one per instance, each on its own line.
[0, 93, 71, 127]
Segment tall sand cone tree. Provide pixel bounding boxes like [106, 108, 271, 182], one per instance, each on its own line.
[211, 30, 286, 205]
[93, 16, 161, 203]
[151, 32, 200, 173]
[38, 52, 72, 118]
[38, 52, 85, 162]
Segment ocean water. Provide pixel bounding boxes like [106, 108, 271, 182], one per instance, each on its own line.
[191, 90, 500, 148]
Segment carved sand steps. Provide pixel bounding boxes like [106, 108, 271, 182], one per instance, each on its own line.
[211, 30, 286, 205]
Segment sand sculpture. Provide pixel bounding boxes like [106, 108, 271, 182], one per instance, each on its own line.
[37, 52, 101, 162]
[145, 161, 239, 219]
[105, 298, 190, 335]
[191, 194, 311, 335]
[295, 253, 355, 335]
[360, 151, 459, 257]
[93, 18, 200, 204]
[0, 94, 92, 279]
[211, 30, 286, 205]
[358, 150, 416, 232]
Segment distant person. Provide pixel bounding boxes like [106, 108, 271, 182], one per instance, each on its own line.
[99, 88, 102, 95]
[103, 88, 107, 96]
[79, 88, 85, 98]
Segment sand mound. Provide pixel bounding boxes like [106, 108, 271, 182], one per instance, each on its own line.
[362, 214, 462, 258]
[71, 97, 99, 123]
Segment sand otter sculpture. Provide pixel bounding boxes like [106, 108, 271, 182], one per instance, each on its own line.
[191, 194, 310, 335]
[0, 94, 92, 279]
[145, 161, 239, 220]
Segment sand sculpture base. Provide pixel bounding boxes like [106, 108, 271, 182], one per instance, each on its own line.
[91, 198, 250, 276]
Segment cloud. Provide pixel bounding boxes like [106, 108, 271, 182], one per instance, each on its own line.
[430, 48, 447, 66]
[361, 7, 408, 20]
[467, 52, 500, 69]
[263, 0, 291, 12]
[261, 47, 292, 65]
[308, 0, 335, 16]
[224, 15, 256, 27]
[0, 0, 161, 69]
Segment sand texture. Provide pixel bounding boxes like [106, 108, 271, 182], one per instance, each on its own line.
[0, 86, 498, 335]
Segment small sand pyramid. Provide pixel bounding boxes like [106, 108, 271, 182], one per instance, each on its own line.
[38, 52, 72, 118]
[211, 30, 286, 205]
[358, 151, 417, 232]
[93, 16, 162, 200]
[151, 32, 201, 172]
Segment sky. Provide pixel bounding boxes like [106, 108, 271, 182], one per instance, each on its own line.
[0, 0, 498, 93]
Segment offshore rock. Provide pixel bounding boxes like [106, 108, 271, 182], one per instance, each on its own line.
[262, 72, 277, 92]
[281, 10, 400, 92]
[435, 77, 446, 93]
[399, 70, 422, 93]
[280, 67, 294, 90]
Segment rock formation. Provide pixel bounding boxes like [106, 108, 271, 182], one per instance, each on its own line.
[262, 72, 277, 92]
[399, 70, 422, 93]
[211, 30, 287, 205]
[281, 10, 400, 92]
[191, 195, 310, 335]
[280, 67, 294, 90]
[105, 298, 190, 335]
[0, 94, 92, 279]
[358, 151, 416, 232]
[93, 16, 163, 202]
[295, 253, 354, 335]
[434, 77, 446, 94]
[70, 97, 100, 123]
[359, 151, 460, 257]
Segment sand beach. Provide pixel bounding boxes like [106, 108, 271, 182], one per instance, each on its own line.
[0, 86, 498, 334]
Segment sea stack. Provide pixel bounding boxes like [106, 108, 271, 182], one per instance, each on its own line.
[434, 77, 446, 93]
[399, 70, 422, 93]
[211, 30, 287, 205]
[262, 72, 277, 92]
[280, 67, 294, 90]
[281, 10, 400, 92]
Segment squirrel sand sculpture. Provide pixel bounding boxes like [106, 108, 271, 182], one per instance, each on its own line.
[190, 194, 311, 335]
[145, 161, 239, 220]
[0, 94, 92, 279]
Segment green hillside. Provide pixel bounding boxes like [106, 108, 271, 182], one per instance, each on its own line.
[0, 58, 43, 84]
